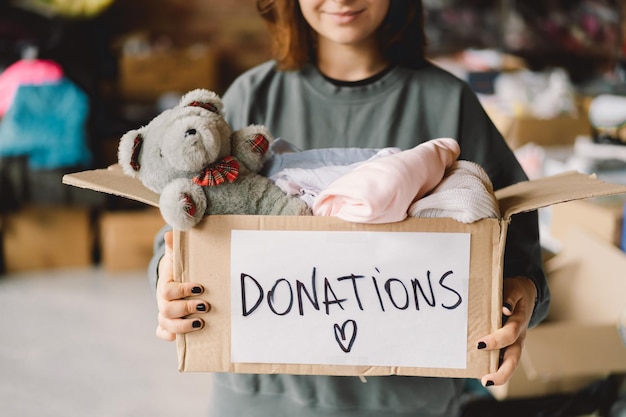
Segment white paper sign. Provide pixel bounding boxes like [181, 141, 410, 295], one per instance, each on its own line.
[230, 230, 471, 369]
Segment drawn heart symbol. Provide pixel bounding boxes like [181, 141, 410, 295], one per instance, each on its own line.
[334, 319, 357, 353]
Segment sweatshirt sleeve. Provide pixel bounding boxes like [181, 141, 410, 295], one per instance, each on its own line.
[148, 224, 171, 293]
[456, 84, 550, 328]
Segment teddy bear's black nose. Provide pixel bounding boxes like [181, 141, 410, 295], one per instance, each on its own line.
[185, 129, 197, 137]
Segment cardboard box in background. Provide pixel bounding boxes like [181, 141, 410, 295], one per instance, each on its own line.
[63, 167, 626, 378]
[546, 227, 626, 325]
[550, 194, 625, 248]
[1, 205, 93, 273]
[99, 208, 164, 272]
[489, 227, 626, 400]
[118, 44, 218, 101]
[485, 105, 592, 150]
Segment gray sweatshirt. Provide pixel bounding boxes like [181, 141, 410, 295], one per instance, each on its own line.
[149, 60, 549, 417]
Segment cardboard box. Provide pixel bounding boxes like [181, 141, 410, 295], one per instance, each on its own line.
[99, 208, 165, 272]
[118, 45, 218, 101]
[486, 106, 591, 150]
[1, 205, 93, 273]
[489, 227, 626, 400]
[62, 166, 626, 378]
[550, 194, 625, 247]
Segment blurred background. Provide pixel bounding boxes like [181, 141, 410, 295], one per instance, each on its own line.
[1, 0, 626, 416]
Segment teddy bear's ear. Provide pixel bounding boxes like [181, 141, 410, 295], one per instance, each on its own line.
[118, 128, 144, 178]
[179, 89, 224, 116]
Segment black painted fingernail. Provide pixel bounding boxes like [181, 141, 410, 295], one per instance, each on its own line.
[192, 320, 202, 329]
[477, 341, 487, 350]
[485, 380, 494, 387]
[191, 286, 202, 294]
[197, 303, 207, 312]
[503, 302, 513, 312]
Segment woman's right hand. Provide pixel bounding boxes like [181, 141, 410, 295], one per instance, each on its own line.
[155, 231, 211, 341]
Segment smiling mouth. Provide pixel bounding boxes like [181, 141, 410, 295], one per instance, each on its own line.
[326, 9, 364, 23]
[333, 9, 361, 16]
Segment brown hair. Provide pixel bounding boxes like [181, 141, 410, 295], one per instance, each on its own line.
[257, 0, 427, 70]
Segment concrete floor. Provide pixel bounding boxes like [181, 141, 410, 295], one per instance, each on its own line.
[0, 267, 213, 417]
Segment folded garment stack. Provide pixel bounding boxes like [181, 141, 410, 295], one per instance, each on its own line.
[264, 138, 500, 224]
[408, 160, 500, 223]
[312, 138, 461, 223]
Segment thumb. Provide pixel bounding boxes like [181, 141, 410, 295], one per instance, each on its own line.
[164, 230, 173, 258]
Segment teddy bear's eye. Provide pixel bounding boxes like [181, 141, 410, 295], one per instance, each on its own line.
[185, 129, 197, 137]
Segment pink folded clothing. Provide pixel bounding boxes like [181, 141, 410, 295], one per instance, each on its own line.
[312, 138, 460, 223]
[0, 59, 64, 116]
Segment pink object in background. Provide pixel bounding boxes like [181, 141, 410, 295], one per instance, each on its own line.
[312, 138, 461, 223]
[0, 59, 64, 117]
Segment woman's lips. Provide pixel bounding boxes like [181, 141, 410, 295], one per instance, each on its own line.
[326, 9, 364, 24]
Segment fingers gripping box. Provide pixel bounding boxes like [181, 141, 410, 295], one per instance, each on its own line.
[63, 166, 626, 378]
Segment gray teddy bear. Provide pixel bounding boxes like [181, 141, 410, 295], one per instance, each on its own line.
[117, 89, 311, 230]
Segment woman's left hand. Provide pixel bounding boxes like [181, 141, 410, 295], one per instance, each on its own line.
[476, 275, 538, 387]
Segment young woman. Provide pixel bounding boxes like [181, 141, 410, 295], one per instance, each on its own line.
[151, 1, 549, 416]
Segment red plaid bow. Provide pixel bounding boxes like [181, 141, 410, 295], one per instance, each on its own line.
[193, 155, 240, 187]
[248, 133, 269, 155]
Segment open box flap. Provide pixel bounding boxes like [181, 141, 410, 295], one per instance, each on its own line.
[62, 164, 159, 207]
[495, 171, 626, 219]
[64, 167, 626, 222]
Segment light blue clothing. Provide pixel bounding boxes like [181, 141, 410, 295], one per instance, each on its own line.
[261, 138, 388, 177]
